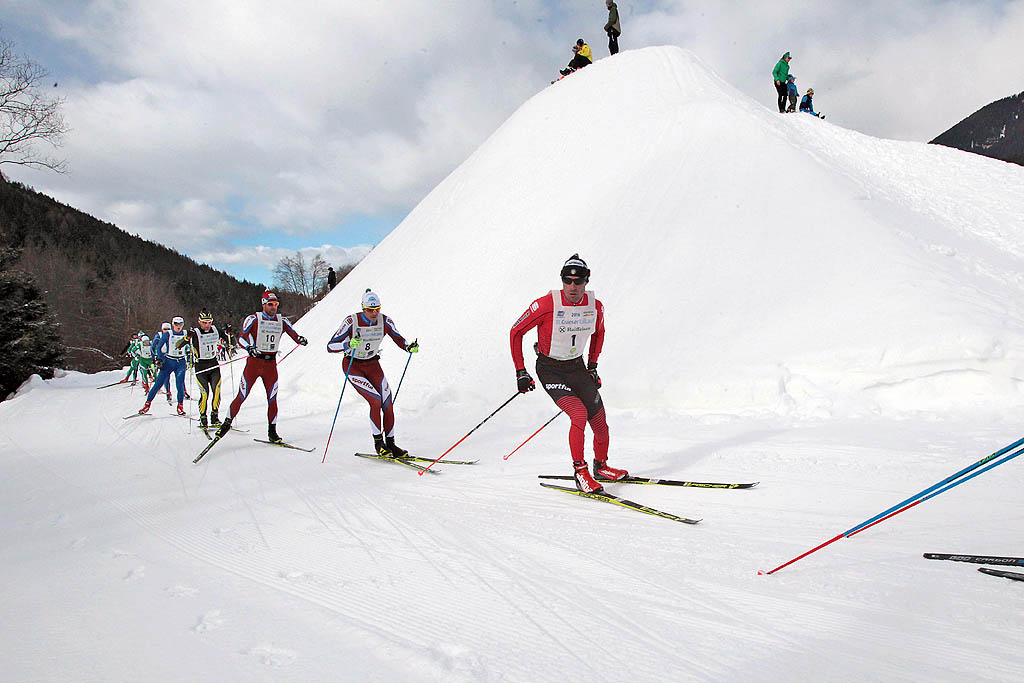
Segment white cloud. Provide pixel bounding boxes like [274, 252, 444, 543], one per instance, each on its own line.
[5, 0, 1024, 279]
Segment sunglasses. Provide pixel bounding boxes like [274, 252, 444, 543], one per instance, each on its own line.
[562, 277, 588, 285]
[363, 306, 381, 312]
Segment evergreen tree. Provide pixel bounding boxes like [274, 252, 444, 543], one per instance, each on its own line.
[0, 247, 64, 399]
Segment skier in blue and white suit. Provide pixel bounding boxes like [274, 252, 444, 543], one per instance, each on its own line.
[137, 316, 190, 416]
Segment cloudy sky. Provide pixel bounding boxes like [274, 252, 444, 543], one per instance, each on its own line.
[3, 1, 1023, 284]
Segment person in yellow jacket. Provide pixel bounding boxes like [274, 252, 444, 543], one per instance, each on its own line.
[559, 39, 593, 76]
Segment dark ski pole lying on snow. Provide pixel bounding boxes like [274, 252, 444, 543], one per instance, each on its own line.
[504, 411, 562, 460]
[761, 435, 1024, 575]
[418, 392, 520, 475]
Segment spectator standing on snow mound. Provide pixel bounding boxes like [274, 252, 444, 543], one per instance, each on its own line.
[560, 39, 593, 76]
[786, 75, 798, 112]
[773, 51, 792, 113]
[604, 1, 621, 55]
[327, 266, 337, 291]
[800, 88, 823, 118]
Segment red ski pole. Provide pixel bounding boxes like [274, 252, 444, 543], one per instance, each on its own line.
[503, 411, 562, 460]
[418, 393, 520, 475]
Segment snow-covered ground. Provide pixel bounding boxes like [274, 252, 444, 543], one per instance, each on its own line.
[3, 47, 1024, 681]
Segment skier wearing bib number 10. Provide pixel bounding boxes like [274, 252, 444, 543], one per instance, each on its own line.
[510, 254, 628, 493]
[216, 291, 308, 443]
[327, 289, 420, 458]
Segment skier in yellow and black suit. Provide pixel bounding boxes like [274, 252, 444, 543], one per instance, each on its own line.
[178, 309, 229, 429]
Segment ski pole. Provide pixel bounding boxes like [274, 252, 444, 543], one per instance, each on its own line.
[844, 434, 1024, 536]
[763, 435, 1024, 575]
[278, 344, 301, 365]
[504, 411, 562, 460]
[846, 444, 1024, 538]
[418, 392, 522, 475]
[322, 355, 355, 463]
[194, 355, 245, 376]
[392, 339, 416, 406]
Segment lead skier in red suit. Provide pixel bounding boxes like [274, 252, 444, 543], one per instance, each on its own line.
[216, 290, 307, 443]
[510, 254, 628, 493]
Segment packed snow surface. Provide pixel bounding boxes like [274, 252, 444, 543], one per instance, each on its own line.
[3, 47, 1024, 681]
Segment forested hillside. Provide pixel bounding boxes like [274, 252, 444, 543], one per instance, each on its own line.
[930, 91, 1024, 166]
[0, 176, 278, 372]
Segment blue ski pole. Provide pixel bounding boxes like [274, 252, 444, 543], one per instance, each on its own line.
[322, 354, 355, 463]
[844, 434, 1024, 536]
[847, 444, 1024, 537]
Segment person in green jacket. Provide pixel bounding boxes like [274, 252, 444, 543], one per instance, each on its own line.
[604, 1, 621, 55]
[773, 51, 792, 113]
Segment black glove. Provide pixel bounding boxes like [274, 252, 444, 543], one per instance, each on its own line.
[587, 361, 602, 388]
[247, 346, 260, 358]
[516, 369, 535, 393]
[297, 336, 308, 346]
[405, 339, 419, 353]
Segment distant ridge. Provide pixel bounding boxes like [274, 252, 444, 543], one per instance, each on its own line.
[0, 176, 268, 371]
[930, 92, 1024, 166]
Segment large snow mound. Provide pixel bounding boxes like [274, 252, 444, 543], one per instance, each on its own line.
[286, 46, 1024, 418]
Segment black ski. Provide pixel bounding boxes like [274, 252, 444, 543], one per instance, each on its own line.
[253, 438, 316, 453]
[194, 434, 224, 464]
[924, 553, 1024, 566]
[122, 412, 152, 420]
[399, 454, 478, 465]
[187, 417, 249, 433]
[353, 452, 442, 474]
[98, 380, 129, 389]
[978, 567, 1024, 582]
[538, 474, 757, 488]
[539, 483, 700, 525]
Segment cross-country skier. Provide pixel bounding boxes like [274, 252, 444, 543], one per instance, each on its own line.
[327, 289, 419, 457]
[137, 333, 155, 391]
[138, 316, 189, 415]
[509, 254, 628, 493]
[179, 309, 229, 429]
[118, 332, 141, 384]
[153, 322, 173, 402]
[216, 291, 308, 443]
[560, 38, 593, 76]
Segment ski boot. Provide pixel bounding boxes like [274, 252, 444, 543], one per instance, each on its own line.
[209, 411, 220, 427]
[199, 413, 208, 429]
[573, 461, 604, 494]
[386, 436, 409, 459]
[594, 459, 628, 481]
[268, 424, 283, 444]
[559, 67, 574, 76]
[118, 377, 129, 384]
[176, 403, 187, 416]
[374, 434, 390, 457]
[215, 417, 232, 438]
[138, 401, 151, 415]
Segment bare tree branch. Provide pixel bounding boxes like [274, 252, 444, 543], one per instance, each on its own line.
[0, 33, 69, 174]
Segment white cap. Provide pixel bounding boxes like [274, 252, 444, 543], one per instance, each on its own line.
[361, 289, 381, 309]
[161, 322, 171, 331]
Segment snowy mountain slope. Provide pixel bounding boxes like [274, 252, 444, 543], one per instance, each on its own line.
[286, 46, 1024, 420]
[4, 46, 1024, 682]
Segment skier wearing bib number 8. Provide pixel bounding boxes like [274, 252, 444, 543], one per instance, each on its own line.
[327, 289, 420, 458]
[216, 291, 308, 442]
[509, 254, 627, 494]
